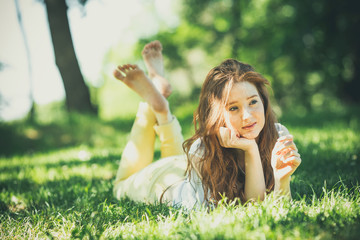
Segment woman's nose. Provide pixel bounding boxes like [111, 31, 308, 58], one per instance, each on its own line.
[242, 108, 251, 121]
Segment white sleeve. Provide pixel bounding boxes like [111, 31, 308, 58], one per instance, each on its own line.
[188, 138, 205, 158]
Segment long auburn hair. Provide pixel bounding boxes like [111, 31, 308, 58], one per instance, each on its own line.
[183, 59, 278, 204]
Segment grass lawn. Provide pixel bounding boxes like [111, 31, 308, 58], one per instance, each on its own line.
[0, 101, 359, 239]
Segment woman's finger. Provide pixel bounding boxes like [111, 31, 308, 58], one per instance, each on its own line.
[224, 111, 237, 134]
[218, 127, 225, 146]
[274, 157, 284, 169]
[274, 152, 301, 169]
[277, 134, 293, 142]
[281, 149, 300, 160]
[218, 127, 231, 147]
[274, 140, 298, 156]
[272, 136, 292, 153]
[283, 155, 302, 166]
[278, 144, 298, 156]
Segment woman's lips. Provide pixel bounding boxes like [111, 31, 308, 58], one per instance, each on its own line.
[242, 122, 256, 130]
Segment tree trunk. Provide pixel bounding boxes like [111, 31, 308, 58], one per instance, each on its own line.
[44, 0, 95, 113]
[15, 0, 35, 122]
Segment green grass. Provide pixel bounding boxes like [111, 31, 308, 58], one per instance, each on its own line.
[0, 102, 359, 239]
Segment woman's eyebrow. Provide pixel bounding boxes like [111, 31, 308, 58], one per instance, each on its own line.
[227, 94, 258, 106]
[227, 101, 237, 106]
[247, 94, 258, 100]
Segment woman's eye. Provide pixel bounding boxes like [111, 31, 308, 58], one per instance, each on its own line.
[250, 99, 258, 105]
[229, 106, 238, 111]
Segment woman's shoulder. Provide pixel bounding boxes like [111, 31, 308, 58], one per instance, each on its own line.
[189, 138, 205, 157]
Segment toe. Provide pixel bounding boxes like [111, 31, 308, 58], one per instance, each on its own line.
[130, 64, 138, 69]
[118, 65, 126, 73]
[142, 42, 153, 54]
[123, 64, 132, 72]
[153, 40, 162, 51]
[113, 68, 124, 80]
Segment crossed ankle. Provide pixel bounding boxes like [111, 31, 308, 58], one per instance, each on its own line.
[149, 72, 163, 80]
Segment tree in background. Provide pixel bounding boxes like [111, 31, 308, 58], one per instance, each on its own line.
[249, 0, 360, 111]
[127, 0, 245, 100]
[131, 0, 359, 112]
[0, 63, 6, 119]
[43, 0, 96, 113]
[15, 0, 35, 121]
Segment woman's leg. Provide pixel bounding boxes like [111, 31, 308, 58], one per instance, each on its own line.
[116, 40, 177, 184]
[112, 41, 185, 202]
[154, 118, 184, 158]
[112, 64, 175, 201]
[142, 41, 184, 158]
[113, 102, 156, 183]
[112, 61, 173, 174]
[142, 40, 172, 98]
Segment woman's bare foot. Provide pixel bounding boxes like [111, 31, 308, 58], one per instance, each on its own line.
[113, 64, 172, 124]
[142, 40, 172, 98]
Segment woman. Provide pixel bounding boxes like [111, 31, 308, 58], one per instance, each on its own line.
[112, 41, 301, 210]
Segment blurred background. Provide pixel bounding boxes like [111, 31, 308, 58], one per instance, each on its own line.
[1, 0, 359, 122]
[0, 0, 359, 156]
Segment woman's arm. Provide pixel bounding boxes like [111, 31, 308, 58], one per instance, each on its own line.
[274, 176, 291, 198]
[219, 127, 266, 202]
[243, 145, 266, 201]
[271, 133, 302, 199]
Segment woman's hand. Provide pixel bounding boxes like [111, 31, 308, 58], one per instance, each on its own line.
[218, 127, 258, 152]
[271, 135, 301, 182]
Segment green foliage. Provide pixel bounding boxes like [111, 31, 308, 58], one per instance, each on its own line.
[113, 0, 360, 115]
[4, 0, 358, 237]
[0, 100, 359, 239]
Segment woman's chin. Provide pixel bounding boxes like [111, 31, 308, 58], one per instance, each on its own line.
[241, 132, 258, 140]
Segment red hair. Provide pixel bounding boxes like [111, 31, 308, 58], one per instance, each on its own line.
[183, 59, 278, 204]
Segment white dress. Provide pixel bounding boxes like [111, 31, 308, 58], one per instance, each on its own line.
[166, 123, 290, 210]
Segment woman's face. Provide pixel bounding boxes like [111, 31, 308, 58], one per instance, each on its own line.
[225, 81, 265, 139]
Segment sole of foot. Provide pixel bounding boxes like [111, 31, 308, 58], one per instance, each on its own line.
[142, 40, 172, 98]
[113, 64, 169, 114]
